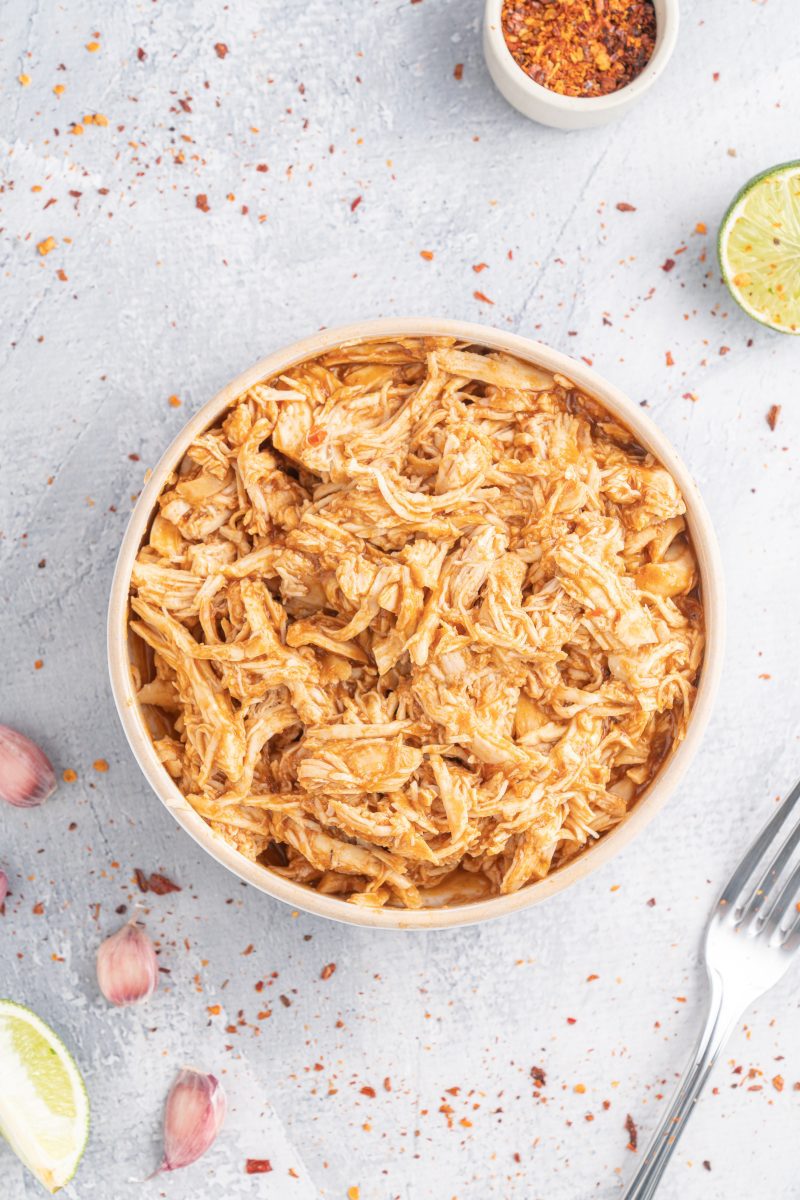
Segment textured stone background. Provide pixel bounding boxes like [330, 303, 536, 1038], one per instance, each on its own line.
[1, 1, 799, 1197]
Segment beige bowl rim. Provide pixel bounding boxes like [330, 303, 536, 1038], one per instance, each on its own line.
[107, 317, 725, 931]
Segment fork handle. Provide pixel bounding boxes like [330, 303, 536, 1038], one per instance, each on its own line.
[622, 971, 743, 1200]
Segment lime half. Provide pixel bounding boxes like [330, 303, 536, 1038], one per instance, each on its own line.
[719, 161, 800, 333]
[0, 1000, 89, 1193]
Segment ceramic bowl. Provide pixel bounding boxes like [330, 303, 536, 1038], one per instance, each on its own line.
[483, 0, 680, 130]
[108, 318, 724, 930]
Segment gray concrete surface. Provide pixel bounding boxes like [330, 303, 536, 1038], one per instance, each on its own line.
[1, 1, 799, 1197]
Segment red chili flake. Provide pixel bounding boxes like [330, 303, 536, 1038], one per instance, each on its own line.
[472, 262, 489, 273]
[502, 0, 656, 97]
[255, 980, 265, 992]
[646, 897, 656, 906]
[383, 1076, 392, 1092]
[196, 193, 210, 212]
[719, 345, 730, 355]
[661, 258, 675, 272]
[136, 47, 146, 61]
[279, 994, 292, 1007]
[32, 901, 45, 915]
[149, 872, 181, 894]
[766, 404, 781, 430]
[256, 163, 269, 172]
[178, 97, 192, 113]
[350, 195, 362, 212]
[214, 42, 229, 59]
[242, 944, 254, 956]
[665, 351, 674, 367]
[772, 1074, 785, 1092]
[616, 202, 636, 212]
[625, 1113, 638, 1151]
[530, 1066, 546, 1088]
[473, 290, 494, 305]
[134, 868, 149, 893]
[703, 1160, 712, 1171]
[245, 1159, 272, 1174]
[566, 1016, 577, 1025]
[419, 250, 434, 261]
[586, 973, 599, 982]
[713, 71, 720, 81]
[321, 962, 336, 980]
[360, 1086, 376, 1097]
[453, 63, 464, 80]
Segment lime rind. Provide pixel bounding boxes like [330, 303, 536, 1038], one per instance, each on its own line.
[0, 1000, 89, 1194]
[718, 160, 800, 334]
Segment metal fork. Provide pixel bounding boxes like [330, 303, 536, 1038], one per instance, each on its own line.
[623, 777, 800, 1200]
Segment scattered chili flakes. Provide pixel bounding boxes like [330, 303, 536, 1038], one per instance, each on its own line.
[453, 63, 464, 80]
[501, 0, 656, 97]
[772, 1074, 784, 1092]
[360, 1085, 376, 1098]
[616, 201, 637, 212]
[473, 290, 494, 305]
[245, 1159, 272, 1174]
[34, 659, 44, 670]
[168, 395, 182, 407]
[37, 236, 57, 256]
[350, 195, 362, 212]
[661, 258, 675, 272]
[695, 222, 707, 234]
[279, 994, 292, 1007]
[33, 901, 45, 915]
[419, 250, 434, 261]
[566, 1016, 577, 1025]
[149, 872, 181, 894]
[134, 867, 149, 892]
[624, 1112, 638, 1151]
[56, 269, 68, 282]
[215, 42, 229, 58]
[574, 1083, 586, 1094]
[196, 193, 210, 212]
[472, 262, 489, 272]
[321, 962, 337, 980]
[383, 1076, 392, 1092]
[207, 1004, 221, 1015]
[766, 404, 781, 431]
[703, 1160, 712, 1171]
[93, 759, 109, 773]
[53, 84, 65, 96]
[137, 47, 147, 61]
[665, 351, 674, 367]
[86, 41, 100, 52]
[62, 768, 77, 783]
[18, 73, 31, 87]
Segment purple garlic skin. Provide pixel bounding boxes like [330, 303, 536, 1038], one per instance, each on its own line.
[160, 1067, 227, 1173]
[96, 919, 158, 1006]
[0, 725, 57, 807]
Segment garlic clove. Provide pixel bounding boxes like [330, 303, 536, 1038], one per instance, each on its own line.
[96, 918, 158, 1006]
[0, 725, 57, 807]
[0, 870, 7, 911]
[159, 1067, 227, 1173]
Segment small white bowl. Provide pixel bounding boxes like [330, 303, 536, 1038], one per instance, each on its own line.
[108, 319, 724, 931]
[483, 0, 679, 129]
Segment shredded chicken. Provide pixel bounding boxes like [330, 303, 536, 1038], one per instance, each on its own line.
[129, 337, 704, 908]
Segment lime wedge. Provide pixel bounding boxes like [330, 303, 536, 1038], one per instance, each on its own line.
[0, 1000, 89, 1193]
[719, 161, 800, 333]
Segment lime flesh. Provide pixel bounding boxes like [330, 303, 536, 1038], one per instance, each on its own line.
[0, 1000, 89, 1194]
[719, 161, 800, 334]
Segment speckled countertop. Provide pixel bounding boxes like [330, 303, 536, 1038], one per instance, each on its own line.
[1, 1, 799, 1197]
